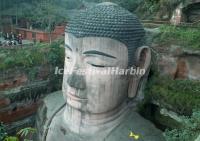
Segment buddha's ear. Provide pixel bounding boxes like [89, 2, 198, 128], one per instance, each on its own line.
[135, 46, 151, 72]
[128, 46, 151, 98]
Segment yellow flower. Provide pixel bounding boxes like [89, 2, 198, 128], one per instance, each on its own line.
[129, 131, 140, 140]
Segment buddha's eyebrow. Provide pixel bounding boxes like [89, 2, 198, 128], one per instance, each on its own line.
[83, 50, 116, 59]
[65, 44, 72, 51]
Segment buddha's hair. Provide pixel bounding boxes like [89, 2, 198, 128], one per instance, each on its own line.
[66, 2, 145, 66]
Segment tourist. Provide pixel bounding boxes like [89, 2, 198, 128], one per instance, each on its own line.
[18, 34, 22, 45]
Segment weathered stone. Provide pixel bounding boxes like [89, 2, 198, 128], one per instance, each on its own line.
[160, 108, 183, 123]
[35, 91, 65, 141]
[36, 65, 51, 80]
[0, 98, 10, 108]
[36, 91, 165, 141]
[170, 3, 184, 25]
[0, 80, 49, 102]
[157, 55, 177, 78]
[175, 58, 189, 79]
[5, 115, 35, 135]
[0, 74, 27, 91]
[0, 102, 39, 123]
[153, 45, 200, 80]
[46, 107, 165, 141]
[195, 135, 200, 141]
[38, 2, 166, 141]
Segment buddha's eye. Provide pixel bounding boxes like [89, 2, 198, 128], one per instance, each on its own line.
[90, 64, 105, 68]
[66, 56, 72, 62]
[86, 62, 109, 68]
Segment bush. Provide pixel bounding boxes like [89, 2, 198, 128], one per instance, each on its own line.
[164, 110, 200, 141]
[0, 122, 7, 141]
[47, 41, 64, 66]
[4, 136, 19, 141]
[145, 74, 200, 115]
[0, 125, 36, 141]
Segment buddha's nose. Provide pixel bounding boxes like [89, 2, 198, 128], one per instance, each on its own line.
[67, 55, 86, 90]
[67, 72, 86, 90]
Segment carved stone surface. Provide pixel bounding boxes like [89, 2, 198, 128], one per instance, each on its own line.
[38, 2, 165, 141]
[37, 91, 165, 141]
[67, 2, 145, 66]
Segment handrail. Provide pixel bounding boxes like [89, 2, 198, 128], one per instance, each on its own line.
[0, 44, 34, 49]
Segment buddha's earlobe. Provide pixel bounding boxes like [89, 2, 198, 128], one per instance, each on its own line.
[128, 46, 151, 98]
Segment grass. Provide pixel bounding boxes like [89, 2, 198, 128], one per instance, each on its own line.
[154, 25, 200, 49]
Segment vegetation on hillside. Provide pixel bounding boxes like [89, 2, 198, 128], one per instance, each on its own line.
[144, 69, 200, 140]
[0, 0, 188, 23]
[164, 110, 200, 141]
[145, 74, 200, 115]
[0, 122, 7, 141]
[0, 123, 36, 141]
[136, 0, 186, 19]
[0, 0, 71, 32]
[0, 40, 64, 71]
[154, 25, 200, 49]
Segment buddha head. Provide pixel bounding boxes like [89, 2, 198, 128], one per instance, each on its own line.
[63, 2, 151, 115]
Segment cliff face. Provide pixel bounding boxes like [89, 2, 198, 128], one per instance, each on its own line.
[0, 42, 64, 134]
[185, 3, 200, 22]
[0, 65, 63, 134]
[135, 0, 200, 23]
[142, 24, 200, 140]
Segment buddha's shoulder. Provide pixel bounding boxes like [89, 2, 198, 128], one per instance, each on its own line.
[45, 108, 166, 141]
[105, 109, 166, 141]
[35, 91, 65, 140]
[36, 92, 165, 141]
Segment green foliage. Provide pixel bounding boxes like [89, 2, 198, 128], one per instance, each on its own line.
[0, 126, 36, 141]
[17, 127, 36, 141]
[84, 0, 141, 12]
[4, 57, 15, 67]
[144, 0, 160, 14]
[112, 0, 141, 12]
[0, 48, 43, 69]
[0, 41, 64, 70]
[155, 25, 200, 49]
[164, 110, 200, 141]
[1, 0, 68, 30]
[0, 122, 7, 141]
[145, 74, 200, 115]
[47, 39, 65, 66]
[17, 127, 36, 137]
[4, 136, 19, 141]
[145, 69, 200, 140]
[56, 0, 83, 10]
[161, 0, 185, 8]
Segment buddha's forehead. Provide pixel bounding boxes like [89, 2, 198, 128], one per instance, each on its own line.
[65, 33, 128, 58]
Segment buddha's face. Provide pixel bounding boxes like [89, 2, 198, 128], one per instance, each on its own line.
[63, 33, 131, 114]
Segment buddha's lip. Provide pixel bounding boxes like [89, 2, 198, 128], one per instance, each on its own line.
[67, 92, 88, 101]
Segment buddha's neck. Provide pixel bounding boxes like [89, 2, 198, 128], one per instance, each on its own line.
[63, 101, 130, 135]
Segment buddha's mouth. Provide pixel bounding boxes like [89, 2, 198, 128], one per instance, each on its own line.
[67, 92, 88, 102]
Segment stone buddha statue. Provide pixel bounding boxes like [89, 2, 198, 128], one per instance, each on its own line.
[37, 2, 165, 141]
